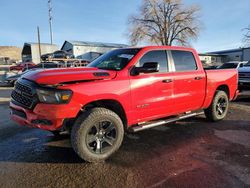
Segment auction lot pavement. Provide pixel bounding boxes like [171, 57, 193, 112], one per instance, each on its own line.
[0, 88, 249, 188]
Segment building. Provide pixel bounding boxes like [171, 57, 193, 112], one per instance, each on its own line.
[61, 40, 129, 57]
[22, 43, 59, 63]
[208, 47, 250, 62]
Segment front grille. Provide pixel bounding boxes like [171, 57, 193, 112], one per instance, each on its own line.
[239, 72, 250, 79]
[11, 80, 37, 109]
[11, 90, 33, 108]
[15, 81, 32, 96]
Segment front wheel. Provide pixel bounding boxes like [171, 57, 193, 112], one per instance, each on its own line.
[71, 108, 124, 162]
[204, 90, 229, 122]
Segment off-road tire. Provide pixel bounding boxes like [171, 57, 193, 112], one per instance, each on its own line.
[71, 108, 124, 163]
[204, 90, 229, 122]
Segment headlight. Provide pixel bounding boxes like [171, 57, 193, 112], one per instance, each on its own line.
[36, 89, 72, 104]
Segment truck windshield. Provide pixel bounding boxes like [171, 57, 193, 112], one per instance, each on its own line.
[87, 48, 141, 71]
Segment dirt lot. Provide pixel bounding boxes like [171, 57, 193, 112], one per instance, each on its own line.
[0, 88, 249, 188]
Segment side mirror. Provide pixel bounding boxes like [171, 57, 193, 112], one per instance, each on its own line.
[131, 62, 159, 76]
[239, 64, 244, 68]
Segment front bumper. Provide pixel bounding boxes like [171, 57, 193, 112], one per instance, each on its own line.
[10, 101, 79, 131]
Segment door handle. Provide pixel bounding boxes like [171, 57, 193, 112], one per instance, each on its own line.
[162, 79, 173, 83]
[194, 76, 203, 80]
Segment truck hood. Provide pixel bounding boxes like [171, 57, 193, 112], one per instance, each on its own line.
[238, 66, 250, 73]
[22, 67, 117, 85]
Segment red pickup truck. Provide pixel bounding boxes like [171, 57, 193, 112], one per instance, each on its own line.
[10, 46, 238, 162]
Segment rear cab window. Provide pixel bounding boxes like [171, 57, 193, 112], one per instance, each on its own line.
[171, 50, 197, 72]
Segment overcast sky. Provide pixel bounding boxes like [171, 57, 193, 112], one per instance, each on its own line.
[0, 0, 249, 52]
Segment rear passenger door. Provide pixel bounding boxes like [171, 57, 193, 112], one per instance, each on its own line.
[170, 50, 206, 113]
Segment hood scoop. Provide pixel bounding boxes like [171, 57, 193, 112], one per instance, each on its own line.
[23, 67, 117, 85]
[93, 72, 110, 77]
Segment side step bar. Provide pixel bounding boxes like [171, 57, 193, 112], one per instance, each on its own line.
[130, 111, 204, 133]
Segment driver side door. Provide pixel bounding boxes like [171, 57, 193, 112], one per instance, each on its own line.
[129, 50, 174, 123]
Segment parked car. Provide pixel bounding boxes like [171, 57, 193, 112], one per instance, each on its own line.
[6, 62, 59, 85]
[41, 53, 53, 61]
[10, 46, 238, 162]
[238, 60, 250, 91]
[203, 65, 219, 70]
[22, 62, 58, 72]
[217, 61, 247, 69]
[5, 73, 24, 86]
[10, 61, 35, 71]
[51, 50, 74, 59]
[76, 52, 103, 65]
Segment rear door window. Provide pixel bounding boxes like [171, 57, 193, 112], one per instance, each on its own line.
[171, 50, 197, 72]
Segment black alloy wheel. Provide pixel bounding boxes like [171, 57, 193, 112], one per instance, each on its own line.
[215, 97, 228, 117]
[86, 120, 117, 154]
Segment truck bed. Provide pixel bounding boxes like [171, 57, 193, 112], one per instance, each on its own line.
[203, 69, 238, 108]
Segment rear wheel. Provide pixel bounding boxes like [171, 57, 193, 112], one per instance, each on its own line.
[204, 90, 229, 122]
[71, 108, 124, 162]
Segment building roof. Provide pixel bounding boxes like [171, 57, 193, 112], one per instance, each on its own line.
[208, 47, 250, 54]
[62, 40, 129, 49]
[199, 53, 227, 57]
[24, 42, 58, 47]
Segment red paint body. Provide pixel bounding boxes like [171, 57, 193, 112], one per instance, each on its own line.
[10, 46, 238, 131]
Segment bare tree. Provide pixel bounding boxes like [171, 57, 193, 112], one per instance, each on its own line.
[128, 0, 201, 46]
[243, 25, 250, 46]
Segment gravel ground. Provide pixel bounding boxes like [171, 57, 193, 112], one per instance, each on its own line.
[0, 89, 249, 188]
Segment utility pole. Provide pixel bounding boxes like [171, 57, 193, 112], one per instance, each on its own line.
[37, 26, 42, 65]
[48, 0, 53, 44]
